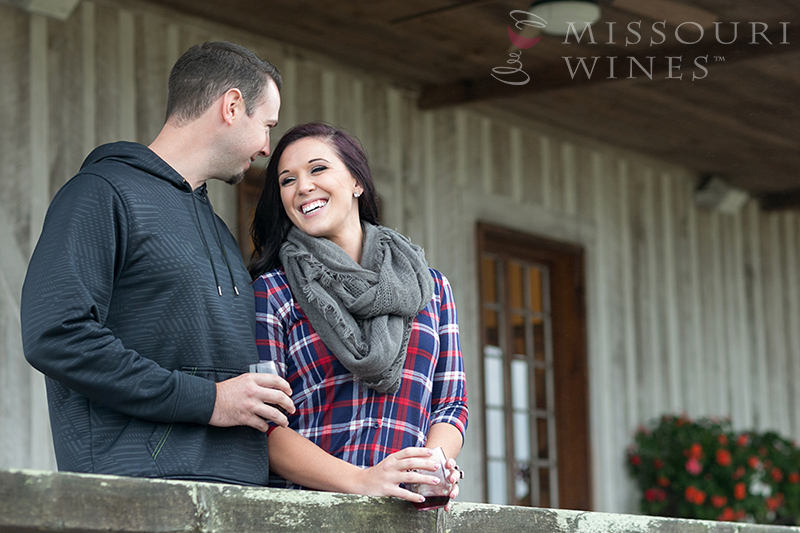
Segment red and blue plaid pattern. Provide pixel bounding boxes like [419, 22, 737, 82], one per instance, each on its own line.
[254, 268, 468, 489]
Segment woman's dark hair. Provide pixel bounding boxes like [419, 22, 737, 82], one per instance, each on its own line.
[248, 122, 380, 278]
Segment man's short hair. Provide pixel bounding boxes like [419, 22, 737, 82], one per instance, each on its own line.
[165, 41, 282, 125]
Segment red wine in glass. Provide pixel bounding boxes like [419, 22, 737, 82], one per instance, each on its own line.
[409, 447, 453, 510]
[413, 496, 450, 511]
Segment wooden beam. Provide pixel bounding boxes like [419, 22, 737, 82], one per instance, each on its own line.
[391, 0, 498, 25]
[760, 190, 800, 211]
[0, 0, 81, 20]
[419, 23, 796, 109]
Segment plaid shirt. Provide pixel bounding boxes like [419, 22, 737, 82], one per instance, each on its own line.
[254, 267, 468, 489]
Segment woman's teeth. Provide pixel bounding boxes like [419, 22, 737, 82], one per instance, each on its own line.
[302, 199, 327, 214]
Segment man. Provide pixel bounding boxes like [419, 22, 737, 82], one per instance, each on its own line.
[20, 41, 294, 485]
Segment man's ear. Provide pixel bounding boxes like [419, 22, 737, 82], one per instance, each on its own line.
[220, 88, 245, 126]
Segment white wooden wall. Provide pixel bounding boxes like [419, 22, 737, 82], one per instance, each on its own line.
[1, 0, 799, 514]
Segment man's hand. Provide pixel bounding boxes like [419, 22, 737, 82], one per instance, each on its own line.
[209, 373, 295, 432]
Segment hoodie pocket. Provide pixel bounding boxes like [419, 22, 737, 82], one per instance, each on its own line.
[89, 403, 163, 478]
[145, 366, 270, 485]
[147, 421, 175, 463]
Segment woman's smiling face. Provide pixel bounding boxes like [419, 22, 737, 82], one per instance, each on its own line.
[278, 137, 364, 253]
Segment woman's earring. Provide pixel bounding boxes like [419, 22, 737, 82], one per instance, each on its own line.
[354, 191, 361, 198]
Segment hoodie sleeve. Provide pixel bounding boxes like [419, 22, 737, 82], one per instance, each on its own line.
[21, 173, 216, 425]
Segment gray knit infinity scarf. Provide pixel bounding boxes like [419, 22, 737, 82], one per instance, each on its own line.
[279, 222, 434, 394]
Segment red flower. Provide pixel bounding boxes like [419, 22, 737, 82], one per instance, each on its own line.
[684, 485, 706, 505]
[747, 456, 760, 469]
[685, 457, 703, 475]
[734, 482, 747, 500]
[732, 466, 745, 480]
[644, 487, 667, 502]
[771, 467, 783, 482]
[686, 442, 703, 459]
[629, 454, 641, 466]
[735, 509, 747, 520]
[758, 446, 769, 457]
[788, 472, 800, 484]
[695, 489, 706, 505]
[718, 434, 728, 446]
[718, 507, 736, 521]
[657, 476, 670, 487]
[715, 449, 732, 467]
[711, 494, 727, 508]
[766, 493, 784, 511]
[737, 434, 749, 447]
[653, 458, 664, 469]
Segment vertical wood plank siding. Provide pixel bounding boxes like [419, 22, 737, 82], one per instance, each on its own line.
[660, 172, 681, 413]
[29, 15, 49, 251]
[1, 0, 799, 514]
[789, 216, 800, 436]
[27, 15, 54, 471]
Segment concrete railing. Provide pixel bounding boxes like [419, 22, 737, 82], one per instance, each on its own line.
[1, 469, 798, 532]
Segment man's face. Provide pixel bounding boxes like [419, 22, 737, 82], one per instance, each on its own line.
[218, 80, 281, 185]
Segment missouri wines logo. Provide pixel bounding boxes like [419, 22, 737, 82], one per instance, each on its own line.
[492, 11, 792, 85]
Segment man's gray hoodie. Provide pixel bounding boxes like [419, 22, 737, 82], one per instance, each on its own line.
[21, 141, 268, 485]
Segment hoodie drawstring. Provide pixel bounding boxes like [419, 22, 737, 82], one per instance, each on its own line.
[206, 199, 240, 296]
[189, 184, 240, 297]
[191, 191, 224, 296]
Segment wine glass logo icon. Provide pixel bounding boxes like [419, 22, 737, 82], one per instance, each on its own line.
[507, 10, 547, 49]
[492, 10, 546, 85]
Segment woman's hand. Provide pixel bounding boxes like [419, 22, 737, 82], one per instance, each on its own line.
[425, 423, 464, 511]
[442, 456, 463, 512]
[354, 447, 443, 504]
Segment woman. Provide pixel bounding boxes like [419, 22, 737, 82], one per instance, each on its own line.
[249, 122, 468, 509]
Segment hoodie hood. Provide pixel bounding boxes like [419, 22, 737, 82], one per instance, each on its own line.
[82, 141, 188, 191]
[81, 140, 241, 297]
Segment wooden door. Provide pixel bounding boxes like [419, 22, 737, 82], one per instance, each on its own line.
[478, 223, 591, 510]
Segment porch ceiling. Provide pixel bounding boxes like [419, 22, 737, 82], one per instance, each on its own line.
[143, 0, 800, 209]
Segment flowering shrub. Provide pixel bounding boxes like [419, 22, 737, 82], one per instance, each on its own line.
[627, 414, 800, 525]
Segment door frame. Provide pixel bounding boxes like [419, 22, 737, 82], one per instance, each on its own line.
[477, 222, 592, 510]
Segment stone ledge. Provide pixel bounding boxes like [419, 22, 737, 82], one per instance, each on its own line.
[1, 469, 798, 533]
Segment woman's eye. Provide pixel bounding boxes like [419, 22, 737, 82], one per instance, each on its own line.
[311, 165, 327, 173]
[280, 176, 296, 186]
